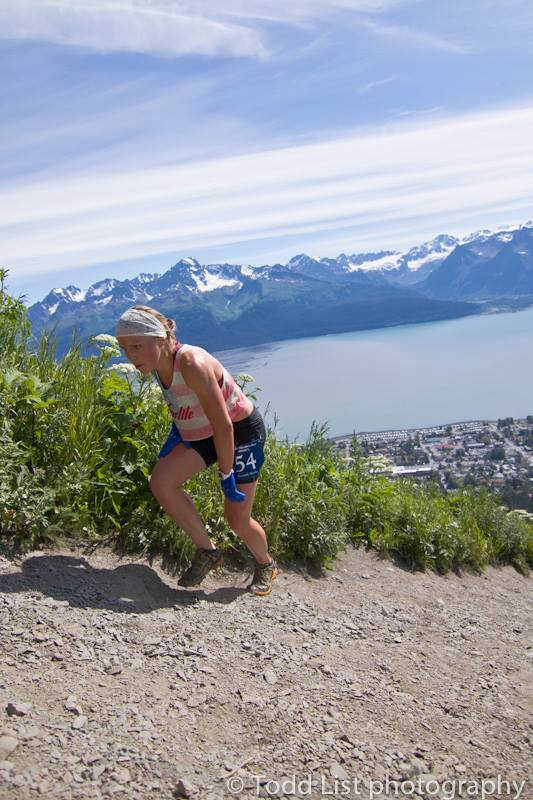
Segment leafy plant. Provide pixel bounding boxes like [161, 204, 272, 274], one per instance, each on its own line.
[1, 274, 532, 576]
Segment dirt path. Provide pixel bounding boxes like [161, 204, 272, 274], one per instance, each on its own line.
[0, 545, 531, 800]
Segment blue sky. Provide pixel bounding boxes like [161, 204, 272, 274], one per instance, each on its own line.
[2, 0, 533, 303]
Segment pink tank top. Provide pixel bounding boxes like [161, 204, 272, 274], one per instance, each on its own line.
[152, 343, 250, 441]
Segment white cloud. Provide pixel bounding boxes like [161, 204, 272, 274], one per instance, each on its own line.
[0, 0, 525, 61]
[357, 76, 398, 93]
[0, 0, 415, 58]
[0, 0, 267, 58]
[361, 19, 472, 53]
[189, 0, 407, 22]
[2, 105, 533, 276]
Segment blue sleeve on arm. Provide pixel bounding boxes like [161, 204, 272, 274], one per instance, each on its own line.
[158, 422, 191, 458]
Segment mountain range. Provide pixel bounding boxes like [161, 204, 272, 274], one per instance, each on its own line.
[27, 222, 533, 356]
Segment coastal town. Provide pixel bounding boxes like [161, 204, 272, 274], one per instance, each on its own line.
[331, 416, 533, 511]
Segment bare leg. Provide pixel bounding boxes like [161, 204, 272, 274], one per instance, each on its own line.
[149, 445, 216, 550]
[224, 481, 272, 564]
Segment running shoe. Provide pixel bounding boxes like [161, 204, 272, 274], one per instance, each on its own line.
[248, 558, 280, 596]
[178, 547, 224, 587]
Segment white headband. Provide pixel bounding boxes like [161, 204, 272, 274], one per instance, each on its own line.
[115, 308, 168, 339]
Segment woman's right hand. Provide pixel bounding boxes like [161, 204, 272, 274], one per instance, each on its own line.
[219, 470, 246, 502]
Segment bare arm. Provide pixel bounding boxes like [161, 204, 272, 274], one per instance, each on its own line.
[180, 351, 234, 474]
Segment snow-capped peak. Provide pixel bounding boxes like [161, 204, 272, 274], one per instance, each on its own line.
[87, 279, 117, 298]
[66, 286, 86, 302]
[30, 219, 533, 322]
[286, 253, 320, 268]
[401, 235, 459, 271]
[461, 228, 494, 243]
[50, 285, 86, 302]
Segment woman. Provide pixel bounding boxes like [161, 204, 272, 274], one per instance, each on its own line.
[115, 305, 279, 596]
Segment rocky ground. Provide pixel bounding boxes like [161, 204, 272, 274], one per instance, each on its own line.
[0, 544, 531, 800]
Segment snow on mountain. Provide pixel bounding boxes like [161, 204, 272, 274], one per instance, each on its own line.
[285, 238, 460, 276]
[400, 235, 459, 272]
[40, 285, 86, 316]
[459, 222, 532, 247]
[347, 227, 532, 275]
[192, 269, 242, 293]
[135, 273, 159, 284]
[66, 287, 86, 302]
[29, 221, 533, 324]
[402, 251, 450, 271]
[50, 285, 86, 303]
[453, 223, 533, 260]
[163, 259, 245, 293]
[348, 253, 402, 271]
[86, 279, 117, 299]
[286, 254, 320, 269]
[35, 239, 451, 323]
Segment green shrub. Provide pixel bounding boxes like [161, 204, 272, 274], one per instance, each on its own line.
[253, 423, 348, 566]
[1, 272, 532, 575]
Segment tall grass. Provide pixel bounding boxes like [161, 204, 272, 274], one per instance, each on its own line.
[1, 272, 532, 575]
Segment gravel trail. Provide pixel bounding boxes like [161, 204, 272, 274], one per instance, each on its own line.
[0, 546, 531, 800]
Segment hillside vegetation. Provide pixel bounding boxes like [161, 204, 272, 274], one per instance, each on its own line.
[1, 271, 532, 575]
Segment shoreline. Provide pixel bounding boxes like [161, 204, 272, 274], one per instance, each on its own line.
[329, 414, 530, 442]
[215, 297, 533, 359]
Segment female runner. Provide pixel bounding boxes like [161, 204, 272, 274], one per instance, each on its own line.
[115, 305, 279, 595]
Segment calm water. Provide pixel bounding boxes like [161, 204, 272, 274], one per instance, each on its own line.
[214, 306, 533, 442]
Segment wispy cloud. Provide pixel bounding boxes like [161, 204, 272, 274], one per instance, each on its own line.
[0, 0, 419, 59]
[362, 19, 472, 54]
[3, 106, 533, 277]
[190, 0, 408, 23]
[0, 0, 267, 59]
[357, 76, 398, 94]
[0, 68, 260, 183]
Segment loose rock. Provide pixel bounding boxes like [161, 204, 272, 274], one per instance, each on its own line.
[0, 736, 18, 759]
[6, 702, 32, 717]
[175, 777, 194, 797]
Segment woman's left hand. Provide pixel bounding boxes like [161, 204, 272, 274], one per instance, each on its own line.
[219, 470, 246, 502]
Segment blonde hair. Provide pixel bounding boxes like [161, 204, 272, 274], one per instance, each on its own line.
[131, 305, 178, 346]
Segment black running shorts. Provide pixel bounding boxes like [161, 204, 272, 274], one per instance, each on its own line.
[188, 405, 267, 484]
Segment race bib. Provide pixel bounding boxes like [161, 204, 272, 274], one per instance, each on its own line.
[233, 439, 265, 480]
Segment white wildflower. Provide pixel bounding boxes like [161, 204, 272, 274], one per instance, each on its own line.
[144, 383, 162, 399]
[109, 363, 139, 375]
[91, 333, 119, 346]
[99, 347, 120, 361]
[91, 333, 120, 358]
[236, 373, 255, 383]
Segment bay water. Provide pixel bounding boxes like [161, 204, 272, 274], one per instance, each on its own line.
[214, 306, 533, 442]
